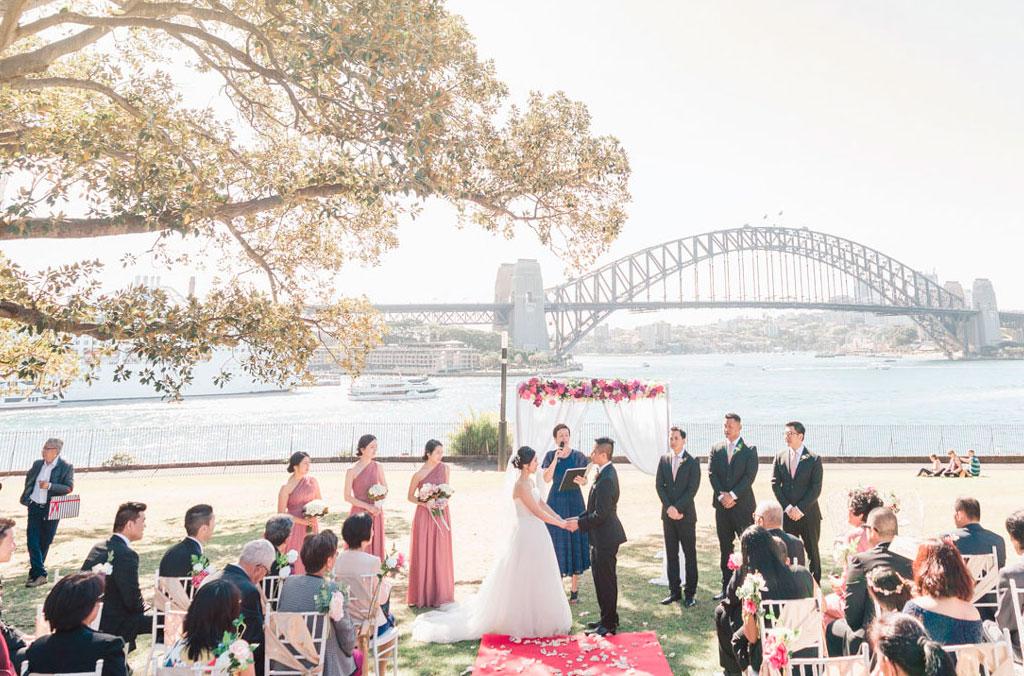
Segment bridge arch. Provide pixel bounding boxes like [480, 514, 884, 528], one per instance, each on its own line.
[545, 226, 968, 356]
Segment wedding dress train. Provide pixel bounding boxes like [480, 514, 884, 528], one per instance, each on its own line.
[411, 484, 572, 642]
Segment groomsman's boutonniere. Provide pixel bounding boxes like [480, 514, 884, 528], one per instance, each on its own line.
[191, 554, 215, 587]
[276, 549, 299, 578]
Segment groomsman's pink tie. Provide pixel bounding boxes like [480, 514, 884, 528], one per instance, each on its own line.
[790, 451, 798, 477]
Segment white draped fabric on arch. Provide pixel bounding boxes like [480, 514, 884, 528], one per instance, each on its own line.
[514, 377, 670, 477]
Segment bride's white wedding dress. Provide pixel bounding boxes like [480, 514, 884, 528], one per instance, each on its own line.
[411, 483, 572, 642]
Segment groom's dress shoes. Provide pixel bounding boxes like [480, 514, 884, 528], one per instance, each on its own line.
[585, 624, 616, 637]
[660, 593, 682, 605]
[683, 596, 697, 608]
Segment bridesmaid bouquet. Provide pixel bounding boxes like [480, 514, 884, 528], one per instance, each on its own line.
[736, 572, 768, 617]
[415, 483, 454, 531]
[304, 499, 329, 518]
[367, 484, 387, 502]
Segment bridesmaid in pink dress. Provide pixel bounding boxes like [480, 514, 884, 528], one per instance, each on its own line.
[345, 434, 387, 560]
[277, 451, 322, 575]
[406, 439, 455, 607]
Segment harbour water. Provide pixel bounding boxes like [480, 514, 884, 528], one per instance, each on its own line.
[2, 352, 1022, 431]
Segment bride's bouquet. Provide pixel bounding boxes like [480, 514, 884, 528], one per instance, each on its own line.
[303, 499, 329, 519]
[367, 484, 387, 502]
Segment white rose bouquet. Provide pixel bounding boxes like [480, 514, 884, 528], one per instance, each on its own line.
[303, 499, 329, 518]
[367, 484, 387, 502]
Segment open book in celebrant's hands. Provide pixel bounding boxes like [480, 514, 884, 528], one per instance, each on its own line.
[558, 467, 588, 492]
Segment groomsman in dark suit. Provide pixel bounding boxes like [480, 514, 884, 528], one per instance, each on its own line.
[81, 502, 151, 652]
[708, 413, 758, 600]
[771, 421, 823, 581]
[655, 426, 700, 607]
[158, 504, 216, 578]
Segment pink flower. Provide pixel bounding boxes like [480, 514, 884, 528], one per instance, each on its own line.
[727, 553, 742, 571]
[742, 598, 757, 615]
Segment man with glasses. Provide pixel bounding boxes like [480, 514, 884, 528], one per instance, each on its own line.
[770, 421, 823, 581]
[20, 438, 75, 588]
[220, 539, 275, 676]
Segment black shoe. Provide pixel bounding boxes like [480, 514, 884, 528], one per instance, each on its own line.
[683, 596, 697, 608]
[585, 620, 601, 630]
[585, 624, 616, 637]
[25, 576, 47, 588]
[660, 593, 682, 605]
[712, 590, 727, 601]
[569, 591, 579, 604]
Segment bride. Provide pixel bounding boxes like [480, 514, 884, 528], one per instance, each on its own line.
[411, 446, 575, 642]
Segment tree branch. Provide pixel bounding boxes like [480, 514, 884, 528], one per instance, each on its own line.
[0, 0, 25, 51]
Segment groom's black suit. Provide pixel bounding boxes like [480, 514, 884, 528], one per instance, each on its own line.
[577, 463, 627, 632]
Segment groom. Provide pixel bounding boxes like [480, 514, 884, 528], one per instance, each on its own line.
[572, 437, 627, 637]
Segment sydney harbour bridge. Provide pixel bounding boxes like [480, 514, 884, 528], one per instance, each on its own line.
[374, 226, 1024, 358]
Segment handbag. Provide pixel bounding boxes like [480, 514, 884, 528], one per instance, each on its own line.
[47, 494, 80, 520]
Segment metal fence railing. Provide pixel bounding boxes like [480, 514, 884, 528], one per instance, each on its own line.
[0, 421, 1020, 473]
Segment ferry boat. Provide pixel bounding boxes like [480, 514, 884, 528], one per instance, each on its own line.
[348, 376, 440, 401]
[0, 391, 60, 409]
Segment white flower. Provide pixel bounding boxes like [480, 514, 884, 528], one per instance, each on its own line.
[417, 483, 434, 499]
[286, 549, 299, 564]
[328, 591, 346, 621]
[91, 562, 113, 576]
[192, 562, 204, 573]
[367, 484, 387, 500]
[436, 483, 454, 497]
[229, 639, 251, 660]
[214, 651, 233, 670]
[303, 499, 329, 517]
[278, 565, 292, 578]
[384, 555, 398, 568]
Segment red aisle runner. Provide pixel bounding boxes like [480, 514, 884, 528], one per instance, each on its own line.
[472, 631, 673, 675]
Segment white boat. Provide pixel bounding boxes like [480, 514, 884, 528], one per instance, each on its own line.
[348, 376, 440, 401]
[0, 392, 60, 409]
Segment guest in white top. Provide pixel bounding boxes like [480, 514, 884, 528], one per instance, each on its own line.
[334, 513, 393, 635]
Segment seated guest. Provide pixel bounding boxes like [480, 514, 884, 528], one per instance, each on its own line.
[754, 500, 806, 566]
[715, 526, 814, 676]
[221, 540, 275, 676]
[866, 566, 913, 616]
[163, 579, 255, 676]
[278, 530, 359, 676]
[994, 509, 1024, 660]
[941, 449, 964, 477]
[946, 496, 1006, 620]
[903, 538, 983, 645]
[0, 519, 25, 675]
[826, 507, 913, 657]
[870, 612, 956, 676]
[917, 454, 942, 477]
[24, 573, 128, 676]
[335, 513, 393, 636]
[823, 487, 885, 623]
[964, 449, 981, 477]
[264, 515, 294, 575]
[81, 501, 151, 652]
[158, 504, 216, 578]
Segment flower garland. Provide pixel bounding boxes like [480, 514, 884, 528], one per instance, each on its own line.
[518, 377, 667, 407]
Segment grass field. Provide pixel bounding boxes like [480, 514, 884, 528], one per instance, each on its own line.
[1, 461, 1020, 675]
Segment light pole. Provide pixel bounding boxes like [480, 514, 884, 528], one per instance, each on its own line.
[497, 330, 509, 470]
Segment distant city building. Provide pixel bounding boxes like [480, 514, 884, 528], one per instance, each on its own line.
[637, 321, 672, 349]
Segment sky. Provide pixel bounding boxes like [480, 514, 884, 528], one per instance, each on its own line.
[3, 1, 1023, 326]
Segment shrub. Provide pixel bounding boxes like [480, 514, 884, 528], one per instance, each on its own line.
[102, 451, 137, 468]
[449, 409, 510, 456]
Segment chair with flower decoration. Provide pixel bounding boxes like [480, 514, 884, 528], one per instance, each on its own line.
[942, 628, 1015, 676]
[148, 576, 196, 670]
[773, 644, 872, 676]
[264, 610, 330, 676]
[756, 596, 827, 664]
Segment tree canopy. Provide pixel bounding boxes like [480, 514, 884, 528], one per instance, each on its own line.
[0, 0, 631, 397]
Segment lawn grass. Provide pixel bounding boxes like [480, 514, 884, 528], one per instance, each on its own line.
[1, 462, 1020, 675]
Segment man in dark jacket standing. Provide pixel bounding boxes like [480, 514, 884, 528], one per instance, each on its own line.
[573, 437, 627, 637]
[771, 421, 824, 581]
[20, 438, 74, 587]
[656, 426, 700, 607]
[708, 413, 757, 600]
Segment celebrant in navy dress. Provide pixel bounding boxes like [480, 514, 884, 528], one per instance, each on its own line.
[541, 424, 591, 603]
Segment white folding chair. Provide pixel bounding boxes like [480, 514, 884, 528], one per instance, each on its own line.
[264, 611, 330, 676]
[148, 576, 194, 669]
[261, 575, 284, 612]
[786, 645, 871, 676]
[34, 603, 102, 634]
[942, 631, 1015, 676]
[757, 597, 827, 659]
[964, 547, 1000, 614]
[355, 573, 398, 676]
[1008, 579, 1024, 663]
[22, 659, 104, 676]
